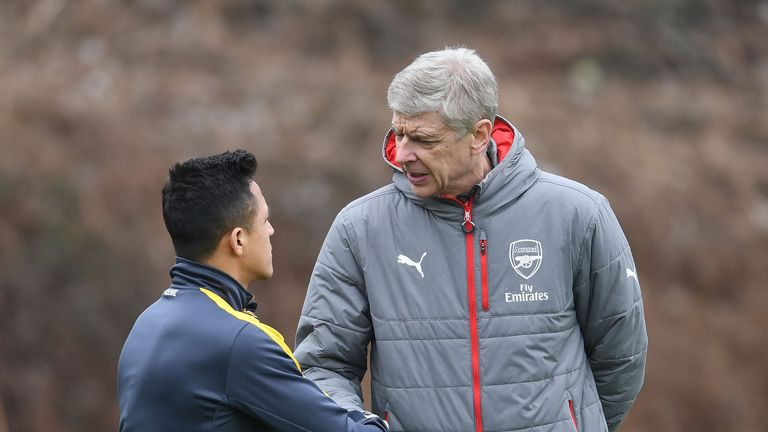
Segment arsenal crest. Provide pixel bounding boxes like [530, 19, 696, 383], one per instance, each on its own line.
[509, 239, 543, 279]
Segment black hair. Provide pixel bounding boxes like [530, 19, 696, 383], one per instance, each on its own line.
[161, 150, 258, 262]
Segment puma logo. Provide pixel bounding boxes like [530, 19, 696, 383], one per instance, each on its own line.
[397, 252, 427, 278]
[626, 267, 638, 281]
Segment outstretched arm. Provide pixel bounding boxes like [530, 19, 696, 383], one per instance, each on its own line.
[228, 321, 385, 431]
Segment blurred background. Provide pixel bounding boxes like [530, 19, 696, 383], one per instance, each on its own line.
[1, 0, 767, 431]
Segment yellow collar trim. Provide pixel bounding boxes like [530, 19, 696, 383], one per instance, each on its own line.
[199, 288, 301, 372]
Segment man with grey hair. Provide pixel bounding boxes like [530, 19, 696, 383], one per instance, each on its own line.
[295, 47, 647, 432]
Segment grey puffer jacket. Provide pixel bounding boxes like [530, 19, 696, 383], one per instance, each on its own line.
[295, 117, 647, 432]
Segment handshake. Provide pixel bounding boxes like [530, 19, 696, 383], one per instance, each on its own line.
[349, 410, 389, 432]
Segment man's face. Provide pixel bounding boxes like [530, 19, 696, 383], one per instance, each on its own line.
[243, 182, 275, 280]
[392, 111, 475, 198]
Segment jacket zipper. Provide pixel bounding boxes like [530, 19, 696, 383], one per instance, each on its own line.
[479, 230, 489, 311]
[568, 399, 579, 432]
[444, 195, 483, 432]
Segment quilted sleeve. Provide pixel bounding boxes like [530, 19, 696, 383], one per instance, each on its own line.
[573, 197, 648, 432]
[294, 211, 373, 411]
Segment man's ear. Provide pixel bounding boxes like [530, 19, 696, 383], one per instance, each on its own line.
[470, 118, 493, 156]
[229, 227, 245, 256]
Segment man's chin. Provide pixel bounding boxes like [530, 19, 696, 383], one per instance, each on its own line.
[254, 267, 274, 281]
[409, 185, 436, 199]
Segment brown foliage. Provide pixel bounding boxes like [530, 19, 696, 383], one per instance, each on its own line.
[0, 1, 766, 431]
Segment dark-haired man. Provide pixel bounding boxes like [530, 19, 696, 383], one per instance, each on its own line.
[117, 150, 388, 431]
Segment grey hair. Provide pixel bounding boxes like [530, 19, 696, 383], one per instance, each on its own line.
[387, 47, 498, 134]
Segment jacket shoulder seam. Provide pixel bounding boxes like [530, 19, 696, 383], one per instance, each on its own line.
[590, 243, 631, 275]
[574, 197, 607, 278]
[536, 177, 602, 204]
[339, 186, 399, 213]
[315, 259, 360, 288]
[299, 314, 370, 335]
[200, 288, 301, 371]
[339, 212, 364, 273]
[224, 324, 250, 402]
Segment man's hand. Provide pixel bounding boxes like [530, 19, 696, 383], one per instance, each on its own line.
[349, 410, 389, 431]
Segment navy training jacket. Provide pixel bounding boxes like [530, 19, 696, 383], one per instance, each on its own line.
[118, 257, 387, 432]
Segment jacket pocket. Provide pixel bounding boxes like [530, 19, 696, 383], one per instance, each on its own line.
[568, 398, 579, 432]
[480, 230, 489, 311]
[383, 401, 401, 431]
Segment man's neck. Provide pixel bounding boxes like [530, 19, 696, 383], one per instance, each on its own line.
[446, 153, 493, 197]
[203, 255, 251, 291]
[476, 152, 493, 181]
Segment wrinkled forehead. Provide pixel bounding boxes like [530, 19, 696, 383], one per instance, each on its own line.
[391, 111, 450, 134]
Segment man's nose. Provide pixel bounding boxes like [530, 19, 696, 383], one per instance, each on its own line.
[395, 139, 417, 165]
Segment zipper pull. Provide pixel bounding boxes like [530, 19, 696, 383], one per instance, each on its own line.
[462, 200, 475, 234]
[480, 230, 489, 311]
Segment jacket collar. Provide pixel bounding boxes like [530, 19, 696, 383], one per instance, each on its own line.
[382, 116, 540, 220]
[169, 257, 255, 312]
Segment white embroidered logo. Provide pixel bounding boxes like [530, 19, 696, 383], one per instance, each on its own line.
[509, 239, 543, 279]
[626, 267, 638, 282]
[397, 252, 427, 278]
[506, 283, 550, 303]
[163, 288, 179, 297]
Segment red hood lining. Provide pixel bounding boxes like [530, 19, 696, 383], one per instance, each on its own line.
[384, 117, 515, 169]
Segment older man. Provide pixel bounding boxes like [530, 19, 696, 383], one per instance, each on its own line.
[295, 48, 647, 432]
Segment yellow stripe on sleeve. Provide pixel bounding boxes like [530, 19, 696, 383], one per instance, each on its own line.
[199, 288, 302, 372]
